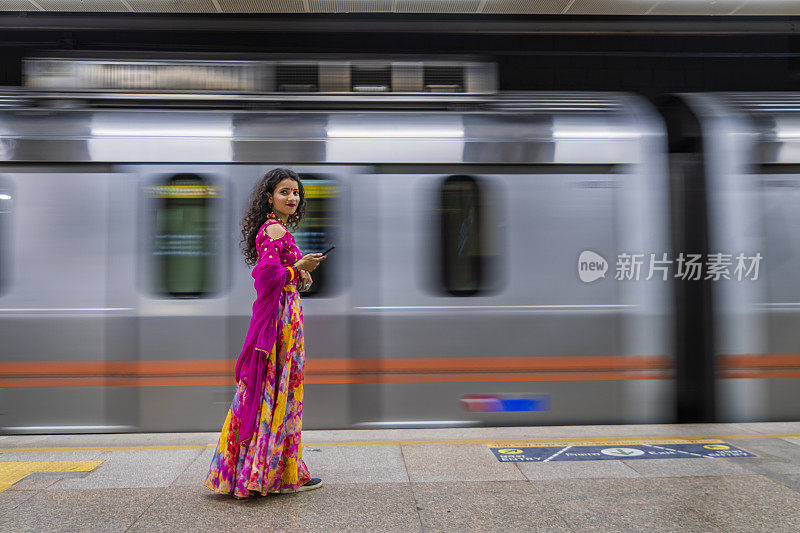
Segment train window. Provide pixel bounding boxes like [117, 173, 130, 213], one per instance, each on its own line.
[293, 176, 337, 297]
[440, 175, 486, 296]
[148, 174, 223, 298]
[0, 182, 10, 296]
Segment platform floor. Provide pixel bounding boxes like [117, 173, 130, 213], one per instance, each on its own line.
[1, 422, 800, 532]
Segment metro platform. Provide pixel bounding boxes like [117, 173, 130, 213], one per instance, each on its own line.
[1, 422, 799, 532]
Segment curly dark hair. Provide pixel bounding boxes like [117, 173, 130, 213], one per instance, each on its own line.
[241, 168, 306, 267]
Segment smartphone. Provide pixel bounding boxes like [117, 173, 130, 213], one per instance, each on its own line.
[320, 245, 335, 256]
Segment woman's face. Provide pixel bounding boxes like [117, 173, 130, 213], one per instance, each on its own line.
[269, 177, 300, 220]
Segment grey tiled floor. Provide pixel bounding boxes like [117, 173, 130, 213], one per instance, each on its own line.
[1, 422, 799, 532]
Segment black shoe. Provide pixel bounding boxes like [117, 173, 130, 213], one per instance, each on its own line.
[279, 478, 323, 494]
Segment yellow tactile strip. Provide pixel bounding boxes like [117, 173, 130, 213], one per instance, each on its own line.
[0, 461, 103, 494]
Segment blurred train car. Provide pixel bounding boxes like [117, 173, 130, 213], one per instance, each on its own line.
[0, 58, 675, 433]
[663, 94, 800, 423]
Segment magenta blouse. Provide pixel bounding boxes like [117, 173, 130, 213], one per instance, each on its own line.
[233, 218, 303, 444]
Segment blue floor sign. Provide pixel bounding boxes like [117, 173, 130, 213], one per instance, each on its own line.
[489, 441, 755, 462]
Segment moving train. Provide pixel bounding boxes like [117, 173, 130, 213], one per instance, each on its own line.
[0, 57, 797, 433]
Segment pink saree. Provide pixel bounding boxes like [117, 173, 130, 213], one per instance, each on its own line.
[204, 218, 312, 497]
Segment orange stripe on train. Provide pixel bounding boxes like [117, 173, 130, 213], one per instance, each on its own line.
[0, 354, 799, 387]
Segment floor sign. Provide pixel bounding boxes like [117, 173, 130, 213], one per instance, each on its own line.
[489, 442, 755, 462]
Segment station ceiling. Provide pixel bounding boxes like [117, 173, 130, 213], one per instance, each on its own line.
[3, 0, 799, 16]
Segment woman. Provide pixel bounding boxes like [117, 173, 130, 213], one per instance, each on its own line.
[204, 168, 326, 498]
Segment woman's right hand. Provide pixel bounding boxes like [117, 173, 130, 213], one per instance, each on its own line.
[294, 253, 326, 272]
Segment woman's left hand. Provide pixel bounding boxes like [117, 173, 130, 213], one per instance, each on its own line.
[299, 269, 313, 292]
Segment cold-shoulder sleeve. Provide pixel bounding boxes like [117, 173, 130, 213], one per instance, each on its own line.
[256, 224, 299, 283]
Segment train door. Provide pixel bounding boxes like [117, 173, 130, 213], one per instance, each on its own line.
[0, 170, 132, 432]
[351, 166, 672, 428]
[132, 165, 233, 431]
[351, 169, 522, 428]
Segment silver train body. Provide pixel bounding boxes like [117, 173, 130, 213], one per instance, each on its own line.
[0, 90, 793, 433]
